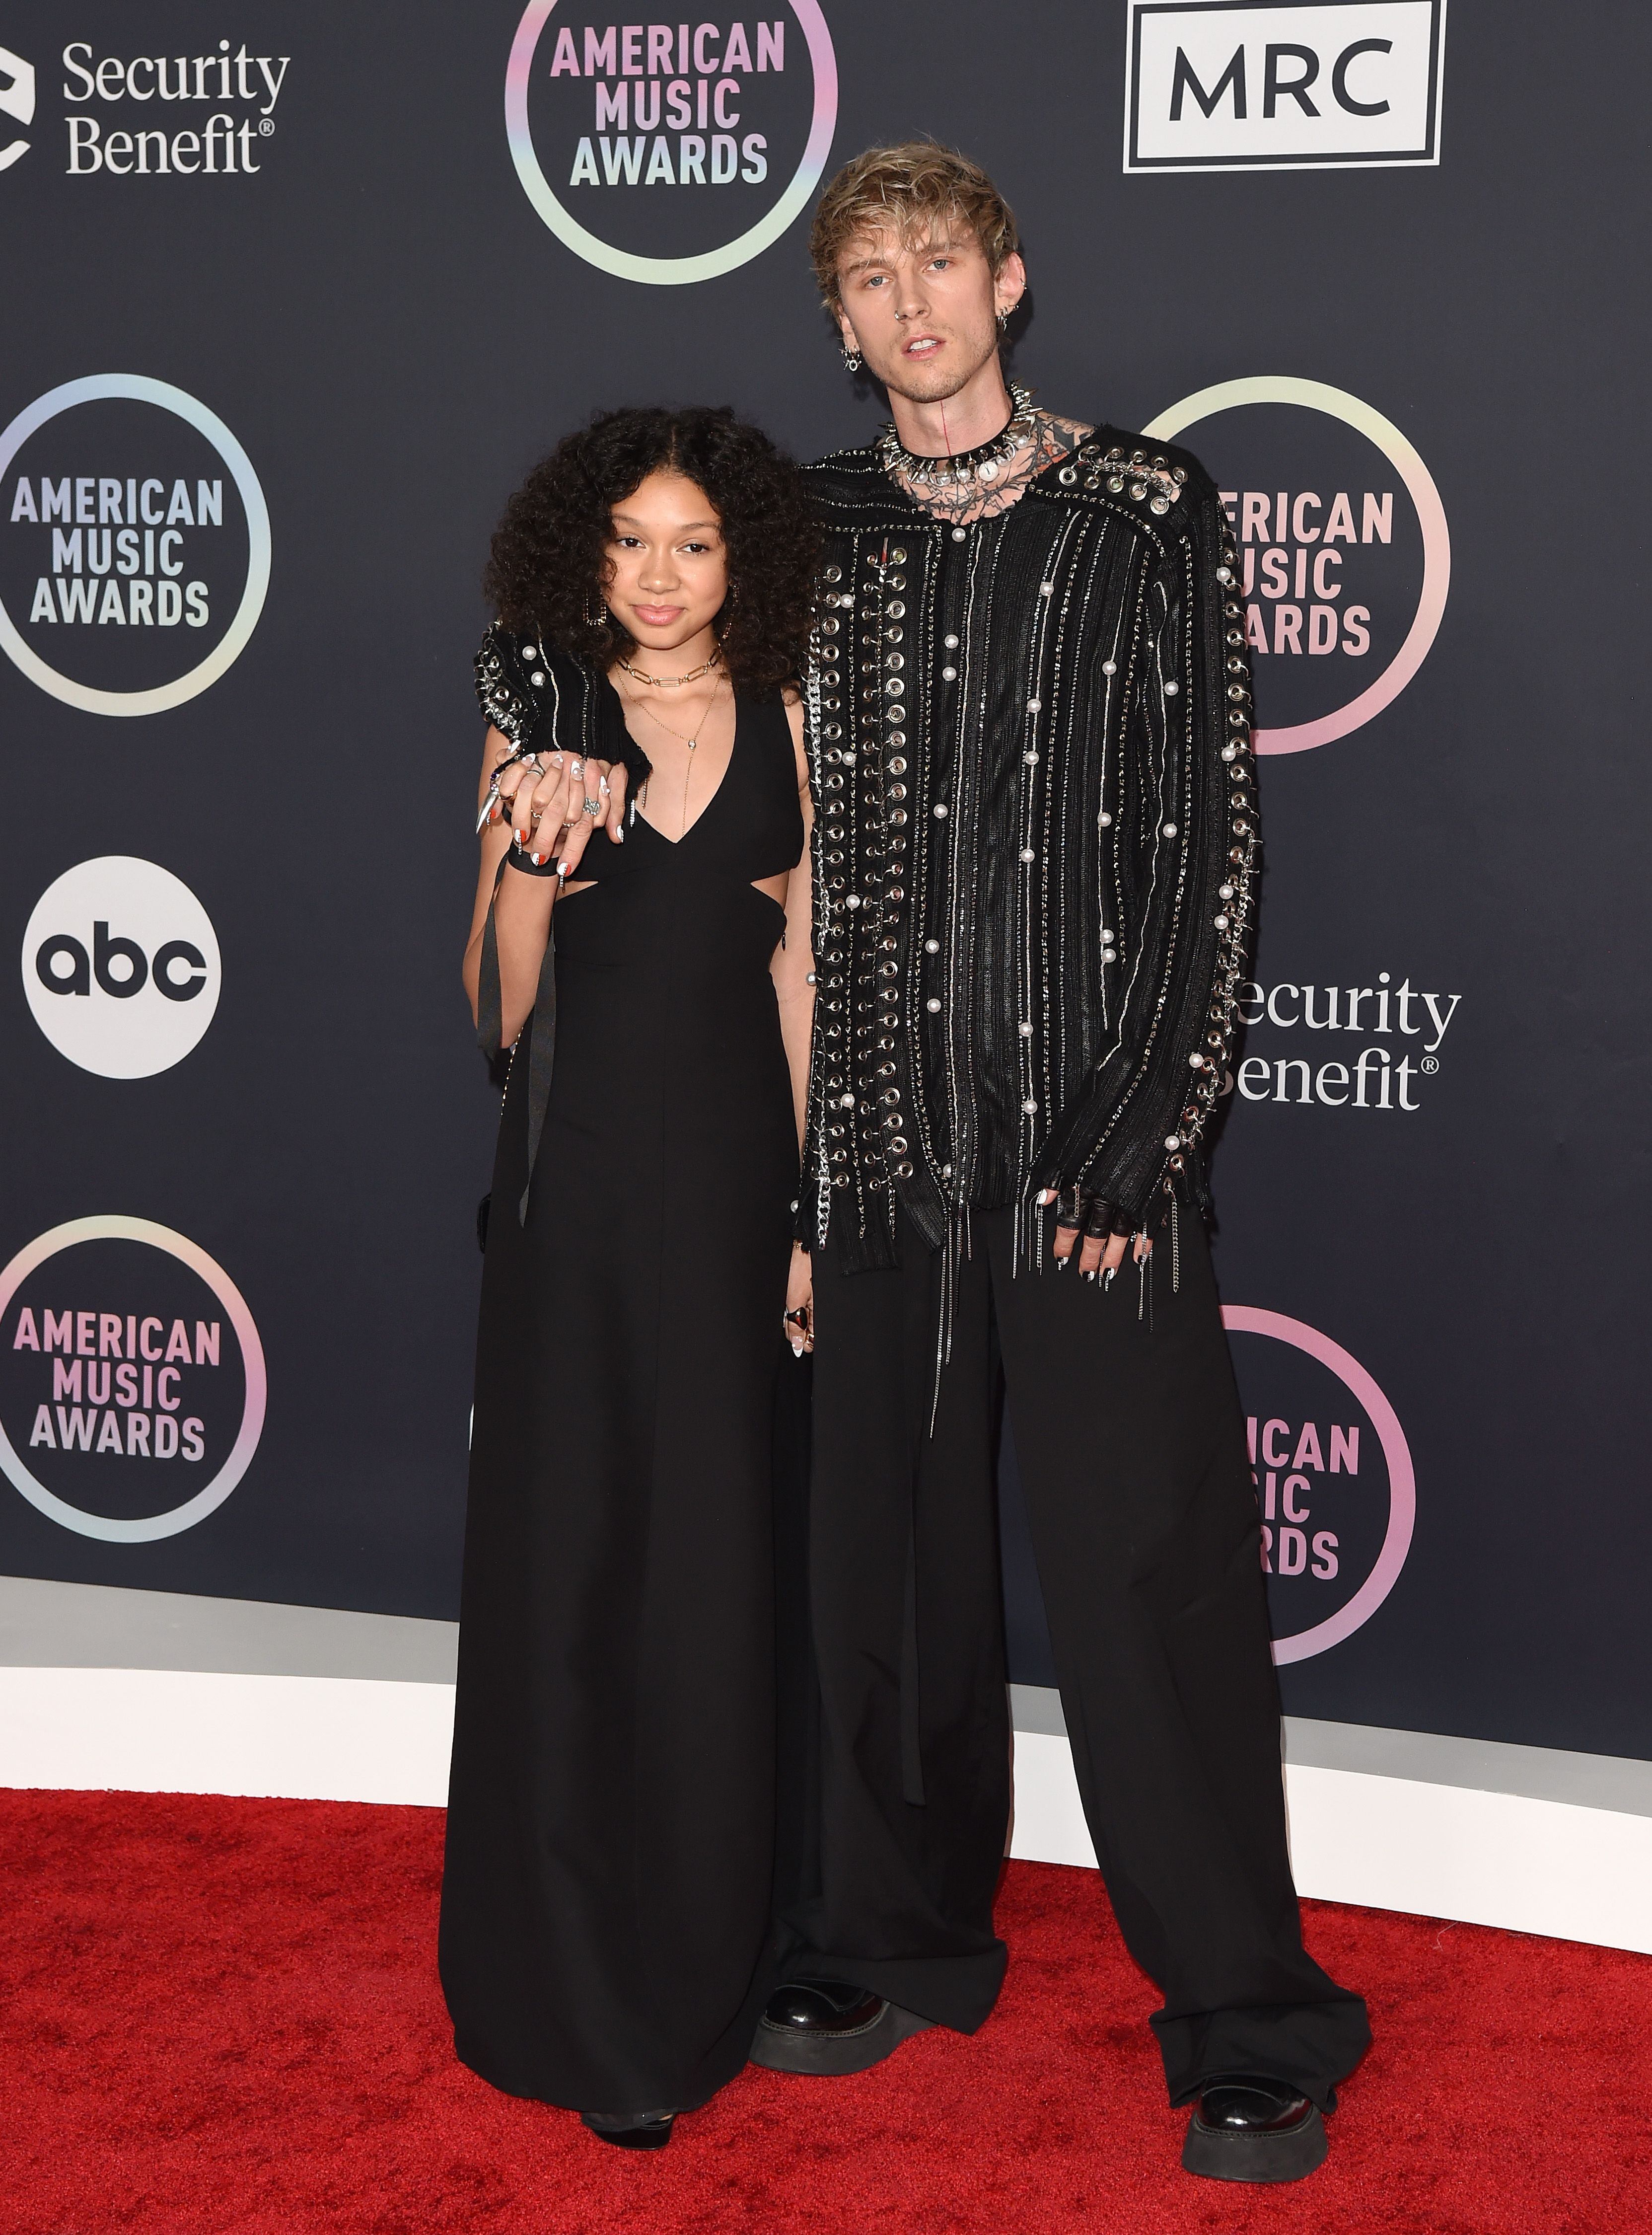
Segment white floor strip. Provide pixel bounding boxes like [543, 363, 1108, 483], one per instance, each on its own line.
[4, 1662, 1652, 1956]
[0, 1667, 453, 1808]
[1007, 1726, 1652, 1956]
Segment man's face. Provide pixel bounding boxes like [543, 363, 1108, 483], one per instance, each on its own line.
[835, 219, 1025, 405]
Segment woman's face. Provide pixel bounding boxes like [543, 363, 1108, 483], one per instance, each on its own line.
[603, 471, 728, 653]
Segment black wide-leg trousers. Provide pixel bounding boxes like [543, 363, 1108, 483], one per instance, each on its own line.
[778, 1203, 1370, 2110]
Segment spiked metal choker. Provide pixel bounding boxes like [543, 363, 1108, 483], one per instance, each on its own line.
[876, 384, 1038, 490]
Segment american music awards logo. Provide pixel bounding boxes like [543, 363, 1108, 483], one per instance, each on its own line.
[1146, 377, 1448, 755]
[0, 375, 271, 716]
[505, 3, 838, 283]
[1224, 1306, 1415, 1661]
[0, 1218, 266, 1544]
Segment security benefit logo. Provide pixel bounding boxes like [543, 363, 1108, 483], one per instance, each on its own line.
[1231, 965, 1459, 1113]
[1125, 0, 1446, 172]
[506, 3, 838, 282]
[0, 1218, 266, 1545]
[2, 37, 291, 176]
[24, 858, 221, 1079]
[0, 43, 34, 169]
[1223, 1308, 1415, 1662]
[1146, 377, 1448, 754]
[0, 376, 271, 716]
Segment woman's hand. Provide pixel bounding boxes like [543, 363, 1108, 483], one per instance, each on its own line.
[489, 751, 629, 870]
[784, 1245, 813, 1357]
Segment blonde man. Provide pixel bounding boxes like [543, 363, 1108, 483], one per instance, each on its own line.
[755, 143, 1368, 2185]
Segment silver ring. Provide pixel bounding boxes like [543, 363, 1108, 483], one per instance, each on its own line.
[583, 796, 602, 817]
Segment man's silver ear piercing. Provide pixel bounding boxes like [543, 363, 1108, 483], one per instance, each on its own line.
[842, 343, 862, 372]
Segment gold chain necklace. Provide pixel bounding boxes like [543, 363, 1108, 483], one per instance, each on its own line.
[616, 650, 720, 688]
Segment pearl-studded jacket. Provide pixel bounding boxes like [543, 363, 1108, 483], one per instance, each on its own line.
[798, 429, 1256, 1271]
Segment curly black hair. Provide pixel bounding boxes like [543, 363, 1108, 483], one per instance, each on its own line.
[484, 406, 819, 697]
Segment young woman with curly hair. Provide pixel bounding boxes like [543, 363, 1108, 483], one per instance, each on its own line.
[439, 407, 819, 2149]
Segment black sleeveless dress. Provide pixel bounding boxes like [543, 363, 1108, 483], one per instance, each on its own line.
[439, 685, 804, 2115]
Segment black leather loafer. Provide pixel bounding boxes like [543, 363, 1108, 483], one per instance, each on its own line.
[1181, 2076, 1327, 2182]
[580, 2109, 676, 2150]
[750, 1979, 934, 2076]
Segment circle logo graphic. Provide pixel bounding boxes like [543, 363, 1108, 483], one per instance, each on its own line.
[23, 856, 221, 1078]
[1222, 1306, 1415, 1662]
[0, 375, 271, 716]
[506, 3, 838, 284]
[1145, 377, 1449, 755]
[0, 1217, 266, 1543]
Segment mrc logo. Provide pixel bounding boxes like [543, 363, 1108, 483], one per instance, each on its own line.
[1125, 0, 1447, 173]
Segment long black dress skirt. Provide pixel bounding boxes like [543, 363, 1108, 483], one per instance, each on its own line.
[439, 699, 802, 2114]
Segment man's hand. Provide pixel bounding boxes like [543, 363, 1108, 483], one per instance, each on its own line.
[490, 751, 630, 870]
[1037, 1186, 1152, 1282]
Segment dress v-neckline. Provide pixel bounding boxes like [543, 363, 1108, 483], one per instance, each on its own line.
[607, 677, 738, 847]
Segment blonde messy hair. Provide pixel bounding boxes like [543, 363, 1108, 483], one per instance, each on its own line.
[808, 140, 1020, 314]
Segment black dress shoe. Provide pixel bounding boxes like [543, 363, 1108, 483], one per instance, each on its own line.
[750, 1978, 934, 2077]
[1181, 2075, 1327, 2182]
[580, 2109, 676, 2150]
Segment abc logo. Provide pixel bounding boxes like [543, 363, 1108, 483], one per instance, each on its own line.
[23, 856, 221, 1078]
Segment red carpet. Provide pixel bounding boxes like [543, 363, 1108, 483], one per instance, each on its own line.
[2, 1791, 1648, 2234]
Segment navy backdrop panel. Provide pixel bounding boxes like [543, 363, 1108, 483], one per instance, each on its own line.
[1, 3, 1647, 1757]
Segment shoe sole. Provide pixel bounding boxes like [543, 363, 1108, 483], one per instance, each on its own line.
[1181, 2102, 1327, 2183]
[581, 2115, 675, 2150]
[750, 1998, 934, 2077]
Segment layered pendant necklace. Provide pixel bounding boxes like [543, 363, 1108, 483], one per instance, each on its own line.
[622, 670, 727, 834]
[876, 382, 1038, 490]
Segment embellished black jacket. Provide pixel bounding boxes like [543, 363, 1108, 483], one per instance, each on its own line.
[798, 430, 1257, 1272]
[474, 624, 653, 792]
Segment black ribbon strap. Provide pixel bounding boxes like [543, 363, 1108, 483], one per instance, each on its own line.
[475, 854, 559, 1226]
[475, 856, 508, 1067]
[519, 921, 558, 1225]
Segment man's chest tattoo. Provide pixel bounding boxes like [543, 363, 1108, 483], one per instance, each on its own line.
[889, 412, 1095, 525]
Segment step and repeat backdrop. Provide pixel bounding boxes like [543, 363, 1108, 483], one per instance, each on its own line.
[1, 2, 1647, 1759]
